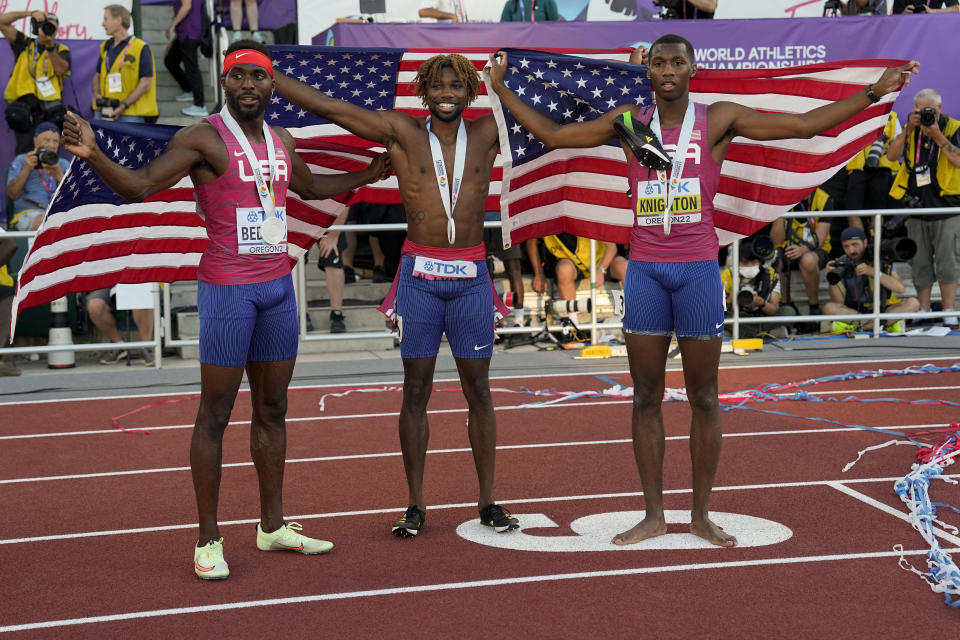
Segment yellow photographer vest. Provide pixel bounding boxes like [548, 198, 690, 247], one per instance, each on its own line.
[890, 117, 960, 200]
[846, 111, 902, 173]
[97, 37, 158, 117]
[3, 39, 70, 103]
[543, 234, 606, 276]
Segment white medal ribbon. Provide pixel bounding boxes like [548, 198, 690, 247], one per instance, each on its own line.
[649, 101, 696, 235]
[426, 118, 467, 245]
[219, 104, 283, 244]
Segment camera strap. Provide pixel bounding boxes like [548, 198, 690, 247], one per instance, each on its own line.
[649, 100, 695, 235]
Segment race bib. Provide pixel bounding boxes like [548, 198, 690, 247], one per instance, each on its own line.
[635, 178, 702, 227]
[412, 255, 477, 279]
[35, 76, 55, 99]
[107, 72, 122, 93]
[236, 206, 287, 255]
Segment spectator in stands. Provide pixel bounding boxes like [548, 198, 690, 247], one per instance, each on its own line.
[484, 214, 526, 327]
[0, 10, 70, 154]
[839, 0, 888, 13]
[419, 1, 470, 21]
[499, 0, 560, 21]
[526, 233, 626, 325]
[721, 235, 791, 338]
[81, 287, 155, 365]
[165, 0, 208, 118]
[317, 208, 350, 333]
[824, 226, 919, 332]
[771, 214, 832, 316]
[844, 111, 902, 230]
[6, 121, 70, 231]
[886, 88, 960, 326]
[893, 1, 958, 13]
[0, 232, 18, 375]
[653, 0, 715, 19]
[350, 202, 406, 281]
[230, 0, 264, 43]
[92, 4, 158, 123]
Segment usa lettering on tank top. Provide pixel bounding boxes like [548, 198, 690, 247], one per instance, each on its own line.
[628, 102, 722, 263]
[195, 114, 292, 285]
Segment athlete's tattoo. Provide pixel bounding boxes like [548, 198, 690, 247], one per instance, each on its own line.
[409, 210, 427, 225]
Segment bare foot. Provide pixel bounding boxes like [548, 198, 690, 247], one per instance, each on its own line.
[611, 516, 667, 546]
[690, 516, 737, 547]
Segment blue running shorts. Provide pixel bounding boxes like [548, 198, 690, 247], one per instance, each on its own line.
[197, 274, 299, 367]
[395, 255, 495, 359]
[622, 260, 725, 339]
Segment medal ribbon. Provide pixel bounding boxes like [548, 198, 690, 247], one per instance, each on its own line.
[219, 104, 278, 229]
[648, 101, 696, 235]
[426, 117, 467, 245]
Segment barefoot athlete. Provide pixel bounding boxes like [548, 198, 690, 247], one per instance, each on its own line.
[490, 34, 916, 547]
[62, 40, 391, 579]
[273, 54, 520, 538]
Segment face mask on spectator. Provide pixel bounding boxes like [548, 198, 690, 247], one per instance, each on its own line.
[739, 265, 760, 279]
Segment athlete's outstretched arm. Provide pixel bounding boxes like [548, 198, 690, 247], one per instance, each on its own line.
[711, 62, 918, 143]
[488, 51, 628, 149]
[274, 71, 409, 147]
[279, 127, 392, 200]
[61, 112, 201, 202]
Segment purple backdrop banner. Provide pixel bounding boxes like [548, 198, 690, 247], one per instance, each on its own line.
[319, 14, 956, 117]
[140, 0, 296, 29]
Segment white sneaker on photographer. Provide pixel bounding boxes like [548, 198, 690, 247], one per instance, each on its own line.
[944, 314, 959, 327]
[174, 92, 193, 102]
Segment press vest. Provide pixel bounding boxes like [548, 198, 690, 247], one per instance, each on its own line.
[97, 37, 158, 117]
[543, 234, 606, 276]
[846, 111, 902, 173]
[890, 116, 960, 200]
[3, 39, 70, 103]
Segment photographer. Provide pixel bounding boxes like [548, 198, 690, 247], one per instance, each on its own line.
[92, 5, 158, 122]
[826, 0, 887, 14]
[886, 88, 960, 326]
[771, 213, 832, 316]
[721, 235, 791, 338]
[5, 121, 69, 231]
[824, 227, 919, 332]
[893, 1, 958, 13]
[845, 111, 903, 230]
[654, 0, 715, 19]
[0, 10, 71, 154]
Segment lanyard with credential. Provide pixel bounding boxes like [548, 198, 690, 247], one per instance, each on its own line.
[518, 0, 536, 21]
[648, 101, 695, 235]
[426, 116, 467, 245]
[219, 105, 283, 245]
[30, 41, 49, 79]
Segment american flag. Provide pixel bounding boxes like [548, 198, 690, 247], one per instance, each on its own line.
[485, 48, 906, 248]
[10, 45, 627, 327]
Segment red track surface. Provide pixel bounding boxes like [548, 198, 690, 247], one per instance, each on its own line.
[2, 359, 959, 637]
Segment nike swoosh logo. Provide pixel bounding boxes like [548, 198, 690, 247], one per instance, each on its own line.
[234, 52, 252, 59]
[474, 344, 490, 351]
[234, 149, 245, 157]
[195, 560, 214, 572]
[715, 322, 724, 329]
[276, 543, 304, 551]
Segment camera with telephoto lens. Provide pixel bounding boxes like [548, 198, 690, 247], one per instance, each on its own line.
[865, 134, 888, 169]
[827, 254, 857, 285]
[548, 298, 592, 317]
[35, 147, 58, 166]
[737, 283, 759, 309]
[654, 0, 684, 19]
[876, 237, 917, 262]
[30, 15, 58, 37]
[96, 97, 121, 117]
[919, 107, 938, 128]
[822, 0, 844, 15]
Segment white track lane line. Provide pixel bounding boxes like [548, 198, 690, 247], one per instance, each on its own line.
[4, 475, 958, 546]
[3, 383, 959, 441]
[1, 355, 957, 407]
[1, 422, 954, 485]
[1, 546, 956, 634]
[828, 481, 960, 547]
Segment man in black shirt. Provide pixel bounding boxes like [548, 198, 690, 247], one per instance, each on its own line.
[654, 0, 715, 19]
[893, 0, 958, 13]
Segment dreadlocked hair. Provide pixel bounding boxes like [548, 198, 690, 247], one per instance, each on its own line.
[413, 54, 480, 107]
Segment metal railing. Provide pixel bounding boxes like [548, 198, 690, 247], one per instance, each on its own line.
[4, 206, 958, 368]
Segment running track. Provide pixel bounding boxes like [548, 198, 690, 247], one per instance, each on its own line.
[1, 357, 959, 637]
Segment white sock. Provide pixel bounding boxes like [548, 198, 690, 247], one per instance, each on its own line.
[511, 307, 524, 326]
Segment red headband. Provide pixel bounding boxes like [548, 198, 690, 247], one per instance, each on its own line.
[222, 49, 274, 77]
